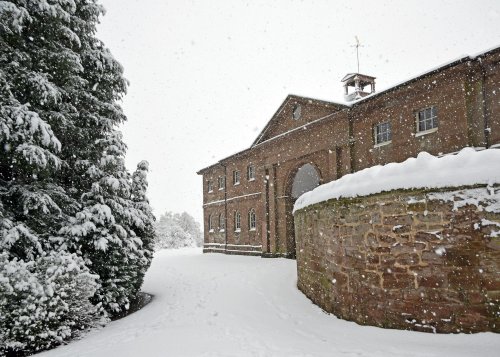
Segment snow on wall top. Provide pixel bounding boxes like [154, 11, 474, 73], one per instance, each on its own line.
[293, 148, 500, 213]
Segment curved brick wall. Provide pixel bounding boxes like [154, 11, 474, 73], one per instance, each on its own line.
[294, 186, 500, 333]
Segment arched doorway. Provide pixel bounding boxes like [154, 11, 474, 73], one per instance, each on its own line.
[285, 163, 321, 258]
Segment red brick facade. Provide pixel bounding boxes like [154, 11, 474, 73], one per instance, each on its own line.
[198, 46, 500, 258]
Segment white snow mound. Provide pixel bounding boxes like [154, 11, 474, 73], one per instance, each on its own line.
[294, 148, 500, 213]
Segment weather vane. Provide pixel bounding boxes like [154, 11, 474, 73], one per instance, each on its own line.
[352, 36, 363, 73]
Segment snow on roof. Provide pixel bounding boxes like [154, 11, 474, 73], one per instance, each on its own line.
[347, 44, 500, 106]
[293, 148, 500, 213]
[469, 43, 500, 59]
[341, 73, 376, 82]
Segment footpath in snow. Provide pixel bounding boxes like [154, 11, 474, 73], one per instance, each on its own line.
[39, 248, 499, 357]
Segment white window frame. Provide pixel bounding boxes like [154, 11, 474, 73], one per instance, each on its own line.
[248, 209, 256, 231]
[218, 176, 225, 190]
[233, 170, 240, 185]
[208, 214, 214, 233]
[374, 121, 392, 147]
[219, 213, 225, 232]
[234, 211, 241, 232]
[416, 106, 438, 136]
[207, 180, 213, 193]
[247, 165, 255, 181]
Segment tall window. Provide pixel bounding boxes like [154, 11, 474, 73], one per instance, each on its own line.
[234, 211, 241, 232]
[208, 214, 213, 232]
[218, 176, 225, 190]
[374, 122, 392, 145]
[207, 180, 213, 193]
[219, 213, 225, 232]
[233, 170, 240, 185]
[417, 106, 438, 133]
[247, 165, 255, 181]
[248, 209, 256, 231]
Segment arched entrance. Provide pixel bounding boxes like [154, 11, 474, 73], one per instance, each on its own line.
[285, 163, 321, 258]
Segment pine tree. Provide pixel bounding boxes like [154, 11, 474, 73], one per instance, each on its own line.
[60, 138, 155, 314]
[0, 2, 108, 352]
[1, 1, 154, 353]
[0, 0, 69, 261]
[130, 160, 155, 292]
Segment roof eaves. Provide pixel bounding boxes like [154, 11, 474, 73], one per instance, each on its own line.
[251, 95, 293, 147]
[197, 162, 224, 175]
[197, 147, 253, 175]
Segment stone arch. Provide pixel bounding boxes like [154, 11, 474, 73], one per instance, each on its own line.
[284, 162, 323, 258]
[290, 163, 322, 199]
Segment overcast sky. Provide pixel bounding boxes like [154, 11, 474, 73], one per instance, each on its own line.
[96, 0, 500, 223]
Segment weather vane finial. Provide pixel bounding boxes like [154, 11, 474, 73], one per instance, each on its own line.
[352, 36, 363, 73]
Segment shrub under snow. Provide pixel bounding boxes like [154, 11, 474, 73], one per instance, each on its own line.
[0, 251, 106, 353]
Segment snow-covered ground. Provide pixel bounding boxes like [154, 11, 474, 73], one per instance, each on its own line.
[39, 248, 499, 357]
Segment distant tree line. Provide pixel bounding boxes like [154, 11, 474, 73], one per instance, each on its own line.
[155, 211, 202, 249]
[0, 1, 155, 354]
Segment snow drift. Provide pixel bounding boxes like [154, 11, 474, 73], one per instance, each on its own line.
[294, 148, 500, 212]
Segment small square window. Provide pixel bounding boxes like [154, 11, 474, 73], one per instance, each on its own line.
[417, 106, 438, 133]
[247, 165, 255, 181]
[374, 122, 392, 145]
[207, 180, 213, 193]
[233, 170, 240, 185]
[218, 176, 225, 190]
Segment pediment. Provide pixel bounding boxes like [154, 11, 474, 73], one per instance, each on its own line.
[252, 95, 348, 146]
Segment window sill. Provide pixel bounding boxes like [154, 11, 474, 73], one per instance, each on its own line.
[248, 178, 255, 182]
[218, 188, 224, 191]
[234, 182, 240, 186]
[374, 140, 392, 148]
[219, 229, 225, 233]
[234, 229, 241, 233]
[415, 127, 438, 137]
[249, 228, 256, 232]
[209, 229, 214, 233]
[208, 190, 213, 193]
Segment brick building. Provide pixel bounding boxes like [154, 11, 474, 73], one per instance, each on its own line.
[197, 46, 500, 258]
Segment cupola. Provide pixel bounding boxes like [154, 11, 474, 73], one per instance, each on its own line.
[341, 73, 376, 102]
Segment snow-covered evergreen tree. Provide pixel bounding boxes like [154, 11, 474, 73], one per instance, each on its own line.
[0, 1, 154, 353]
[155, 211, 202, 249]
[129, 160, 155, 293]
